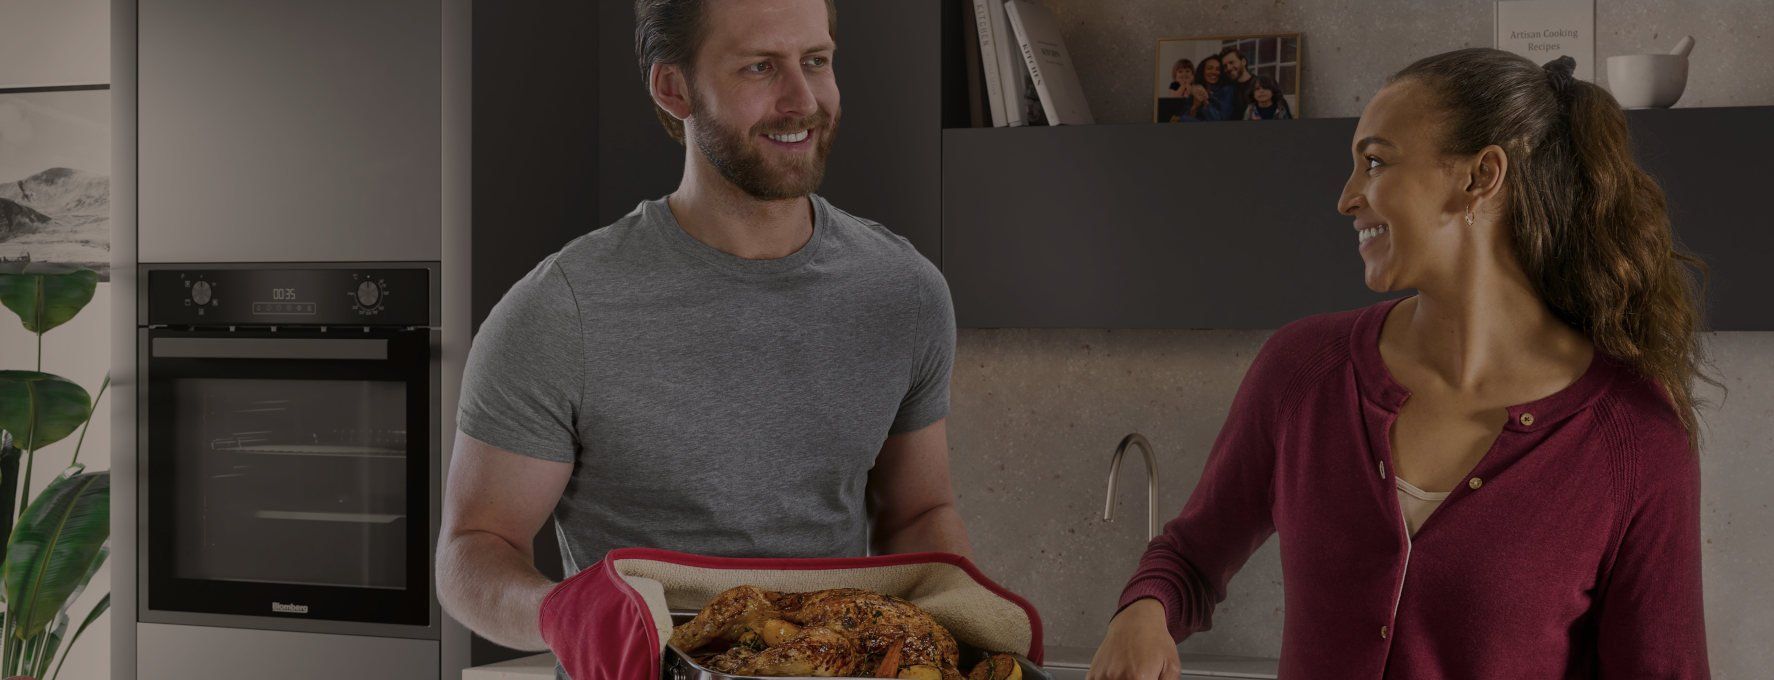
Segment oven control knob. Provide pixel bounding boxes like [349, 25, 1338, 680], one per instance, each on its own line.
[190, 280, 213, 306]
[355, 280, 383, 308]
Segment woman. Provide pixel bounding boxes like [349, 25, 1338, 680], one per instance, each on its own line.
[1089, 49, 1711, 678]
[1193, 54, 1233, 121]
[1158, 58, 1199, 123]
[1241, 74, 1292, 120]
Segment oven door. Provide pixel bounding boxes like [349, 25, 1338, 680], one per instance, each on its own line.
[141, 328, 431, 630]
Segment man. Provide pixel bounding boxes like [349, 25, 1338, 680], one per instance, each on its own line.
[435, 0, 971, 666]
[1220, 47, 1256, 119]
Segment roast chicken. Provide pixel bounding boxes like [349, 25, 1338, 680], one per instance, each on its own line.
[670, 586, 1017, 680]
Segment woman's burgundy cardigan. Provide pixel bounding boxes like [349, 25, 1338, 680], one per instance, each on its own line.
[1118, 298, 1708, 678]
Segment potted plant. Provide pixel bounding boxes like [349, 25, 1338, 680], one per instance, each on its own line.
[0, 262, 111, 680]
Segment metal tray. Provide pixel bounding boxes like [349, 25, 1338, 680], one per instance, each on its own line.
[664, 611, 1051, 680]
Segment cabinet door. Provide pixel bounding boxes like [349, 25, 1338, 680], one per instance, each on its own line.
[816, 0, 944, 265]
[138, 0, 442, 263]
[942, 119, 1387, 329]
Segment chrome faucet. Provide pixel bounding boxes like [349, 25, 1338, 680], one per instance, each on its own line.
[1103, 432, 1161, 539]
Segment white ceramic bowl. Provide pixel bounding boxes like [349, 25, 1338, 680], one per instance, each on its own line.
[1605, 54, 1689, 108]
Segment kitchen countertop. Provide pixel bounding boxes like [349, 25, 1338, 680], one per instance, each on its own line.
[461, 649, 1280, 680]
[461, 652, 556, 679]
[1044, 645, 1278, 679]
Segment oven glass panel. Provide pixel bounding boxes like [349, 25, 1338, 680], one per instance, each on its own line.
[169, 378, 407, 590]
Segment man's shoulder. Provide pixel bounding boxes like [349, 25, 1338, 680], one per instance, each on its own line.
[540, 200, 662, 282]
[557, 202, 656, 266]
[819, 197, 917, 252]
[817, 196, 943, 285]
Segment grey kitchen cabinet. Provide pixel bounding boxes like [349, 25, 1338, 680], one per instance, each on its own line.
[138, 0, 444, 263]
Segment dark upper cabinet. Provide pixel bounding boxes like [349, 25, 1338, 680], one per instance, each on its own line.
[940, 107, 1774, 330]
[471, 0, 599, 335]
[942, 118, 1388, 329]
[1625, 106, 1774, 332]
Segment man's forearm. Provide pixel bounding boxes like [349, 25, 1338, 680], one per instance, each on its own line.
[873, 502, 973, 558]
[437, 530, 557, 651]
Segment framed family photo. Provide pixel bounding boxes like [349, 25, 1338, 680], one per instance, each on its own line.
[1153, 33, 1302, 123]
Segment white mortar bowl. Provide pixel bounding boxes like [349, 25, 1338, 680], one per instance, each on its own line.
[1605, 54, 1688, 108]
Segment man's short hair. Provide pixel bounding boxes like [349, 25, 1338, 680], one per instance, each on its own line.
[1219, 45, 1246, 63]
[635, 0, 839, 145]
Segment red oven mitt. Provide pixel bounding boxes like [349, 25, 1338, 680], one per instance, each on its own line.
[538, 558, 663, 680]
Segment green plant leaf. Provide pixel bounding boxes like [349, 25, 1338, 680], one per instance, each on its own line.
[48, 593, 105, 680]
[28, 611, 66, 677]
[0, 444, 19, 575]
[0, 264, 97, 335]
[0, 373, 91, 452]
[3, 472, 108, 640]
[33, 544, 103, 678]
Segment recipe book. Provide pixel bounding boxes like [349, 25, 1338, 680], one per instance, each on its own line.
[1494, 0, 1595, 80]
[1005, 0, 1093, 125]
[970, 0, 1007, 126]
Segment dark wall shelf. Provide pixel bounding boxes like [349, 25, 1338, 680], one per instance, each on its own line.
[941, 106, 1774, 330]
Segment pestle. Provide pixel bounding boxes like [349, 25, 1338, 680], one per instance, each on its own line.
[1670, 36, 1695, 58]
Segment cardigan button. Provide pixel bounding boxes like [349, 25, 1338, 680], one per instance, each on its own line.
[1380, 625, 1390, 639]
[1519, 412, 1536, 427]
[1469, 477, 1484, 490]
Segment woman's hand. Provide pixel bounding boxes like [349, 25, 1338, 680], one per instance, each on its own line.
[1085, 599, 1181, 680]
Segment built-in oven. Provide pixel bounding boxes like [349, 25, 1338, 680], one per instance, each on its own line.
[137, 263, 440, 637]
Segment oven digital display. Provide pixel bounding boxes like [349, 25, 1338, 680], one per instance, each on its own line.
[257, 286, 314, 315]
[252, 301, 318, 315]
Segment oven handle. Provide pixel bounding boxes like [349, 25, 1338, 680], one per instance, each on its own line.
[150, 337, 388, 361]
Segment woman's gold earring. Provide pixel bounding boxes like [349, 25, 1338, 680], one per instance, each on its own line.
[1464, 207, 1476, 226]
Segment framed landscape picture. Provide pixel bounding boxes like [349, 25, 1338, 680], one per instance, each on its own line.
[0, 85, 111, 280]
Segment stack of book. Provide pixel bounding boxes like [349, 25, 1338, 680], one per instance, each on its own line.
[964, 0, 1093, 126]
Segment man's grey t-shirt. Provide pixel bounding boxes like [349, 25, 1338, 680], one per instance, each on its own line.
[457, 194, 955, 578]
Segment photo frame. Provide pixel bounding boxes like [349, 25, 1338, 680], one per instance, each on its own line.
[0, 85, 112, 280]
[1153, 33, 1303, 123]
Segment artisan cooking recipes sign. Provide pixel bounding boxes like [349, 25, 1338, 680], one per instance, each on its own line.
[1494, 0, 1596, 81]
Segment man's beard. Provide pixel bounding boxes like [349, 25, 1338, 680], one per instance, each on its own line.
[690, 96, 838, 201]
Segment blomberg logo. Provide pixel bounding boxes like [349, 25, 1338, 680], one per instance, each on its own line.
[271, 602, 310, 614]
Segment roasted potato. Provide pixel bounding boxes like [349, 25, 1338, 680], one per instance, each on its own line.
[897, 665, 944, 680]
[967, 654, 1021, 680]
[760, 618, 802, 647]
